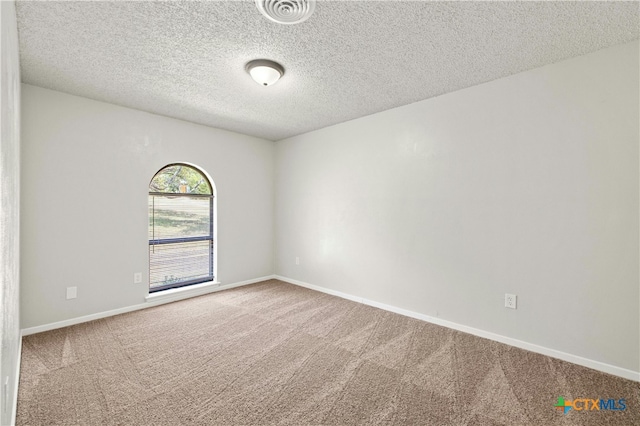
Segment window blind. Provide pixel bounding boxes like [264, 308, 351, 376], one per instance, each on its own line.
[149, 193, 213, 291]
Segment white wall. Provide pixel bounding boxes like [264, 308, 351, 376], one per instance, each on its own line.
[0, 1, 21, 424]
[21, 85, 274, 329]
[275, 41, 639, 374]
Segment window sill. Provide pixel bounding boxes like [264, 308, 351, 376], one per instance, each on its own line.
[145, 281, 221, 304]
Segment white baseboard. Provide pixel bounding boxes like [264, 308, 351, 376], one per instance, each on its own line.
[21, 275, 276, 336]
[10, 333, 22, 426]
[275, 275, 640, 383]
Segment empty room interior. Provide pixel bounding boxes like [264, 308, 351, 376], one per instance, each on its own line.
[1, 0, 639, 425]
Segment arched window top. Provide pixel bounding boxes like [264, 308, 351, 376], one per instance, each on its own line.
[150, 163, 212, 195]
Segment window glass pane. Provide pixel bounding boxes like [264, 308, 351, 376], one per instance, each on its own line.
[149, 195, 211, 240]
[150, 165, 212, 195]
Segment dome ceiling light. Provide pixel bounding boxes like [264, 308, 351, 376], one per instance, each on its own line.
[245, 59, 285, 86]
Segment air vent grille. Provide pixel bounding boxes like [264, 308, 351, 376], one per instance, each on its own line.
[256, 0, 316, 25]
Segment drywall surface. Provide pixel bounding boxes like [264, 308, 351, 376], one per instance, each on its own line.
[21, 85, 274, 328]
[0, 1, 21, 424]
[275, 41, 639, 373]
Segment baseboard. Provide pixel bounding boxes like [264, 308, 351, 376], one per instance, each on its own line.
[10, 333, 22, 426]
[275, 275, 640, 382]
[21, 275, 276, 336]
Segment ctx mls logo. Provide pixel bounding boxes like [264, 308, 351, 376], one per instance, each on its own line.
[555, 397, 627, 414]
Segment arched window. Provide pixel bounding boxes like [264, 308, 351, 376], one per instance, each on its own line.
[148, 163, 215, 292]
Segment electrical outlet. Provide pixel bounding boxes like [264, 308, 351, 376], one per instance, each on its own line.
[134, 272, 142, 284]
[505, 293, 517, 309]
[66, 287, 77, 300]
[295, 257, 300, 265]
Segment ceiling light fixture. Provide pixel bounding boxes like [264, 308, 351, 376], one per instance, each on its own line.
[255, 0, 316, 25]
[246, 59, 285, 87]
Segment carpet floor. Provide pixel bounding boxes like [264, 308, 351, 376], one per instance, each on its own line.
[17, 279, 639, 425]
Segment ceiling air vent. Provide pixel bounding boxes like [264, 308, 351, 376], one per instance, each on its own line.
[255, 0, 316, 25]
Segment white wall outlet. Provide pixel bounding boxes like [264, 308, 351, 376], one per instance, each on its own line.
[134, 272, 142, 284]
[505, 293, 517, 309]
[295, 257, 300, 265]
[66, 286, 77, 300]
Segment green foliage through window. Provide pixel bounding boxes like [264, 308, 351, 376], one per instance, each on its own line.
[149, 164, 212, 195]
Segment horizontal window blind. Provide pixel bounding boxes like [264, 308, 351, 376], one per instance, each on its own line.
[149, 193, 213, 291]
[149, 240, 212, 290]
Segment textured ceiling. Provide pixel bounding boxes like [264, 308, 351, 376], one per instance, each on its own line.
[15, 1, 639, 141]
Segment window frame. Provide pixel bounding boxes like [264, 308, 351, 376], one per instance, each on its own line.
[148, 163, 216, 293]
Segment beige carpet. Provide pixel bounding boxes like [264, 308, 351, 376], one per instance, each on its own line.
[17, 280, 639, 425]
